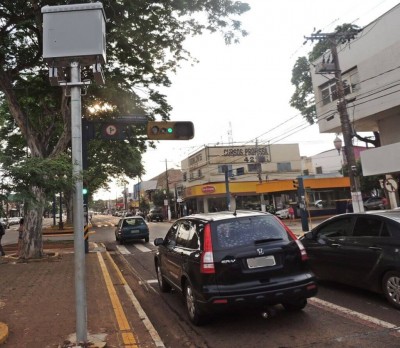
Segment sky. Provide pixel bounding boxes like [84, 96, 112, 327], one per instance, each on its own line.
[94, 0, 400, 200]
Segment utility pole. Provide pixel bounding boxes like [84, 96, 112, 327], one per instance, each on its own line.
[165, 159, 171, 221]
[305, 30, 364, 212]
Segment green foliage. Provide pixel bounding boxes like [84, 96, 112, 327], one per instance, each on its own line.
[151, 189, 174, 207]
[0, 153, 74, 204]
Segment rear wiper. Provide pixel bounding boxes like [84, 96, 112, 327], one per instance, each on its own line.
[254, 238, 283, 244]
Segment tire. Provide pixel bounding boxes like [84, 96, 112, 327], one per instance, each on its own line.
[144, 236, 149, 243]
[282, 298, 307, 311]
[382, 271, 400, 309]
[184, 281, 206, 325]
[156, 262, 171, 293]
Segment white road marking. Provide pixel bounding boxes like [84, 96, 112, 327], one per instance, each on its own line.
[134, 244, 152, 253]
[310, 297, 400, 332]
[116, 245, 131, 254]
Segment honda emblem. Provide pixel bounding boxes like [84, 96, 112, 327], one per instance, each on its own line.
[257, 248, 264, 255]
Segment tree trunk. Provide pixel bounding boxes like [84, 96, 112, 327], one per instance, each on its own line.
[20, 186, 45, 259]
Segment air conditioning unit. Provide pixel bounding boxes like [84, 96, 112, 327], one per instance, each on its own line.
[315, 62, 336, 74]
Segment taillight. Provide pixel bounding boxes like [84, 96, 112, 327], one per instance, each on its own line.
[295, 239, 309, 261]
[275, 216, 309, 261]
[201, 223, 215, 274]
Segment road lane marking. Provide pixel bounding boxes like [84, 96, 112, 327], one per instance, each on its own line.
[310, 297, 400, 333]
[116, 245, 131, 254]
[134, 244, 152, 253]
[96, 252, 138, 347]
[106, 251, 165, 348]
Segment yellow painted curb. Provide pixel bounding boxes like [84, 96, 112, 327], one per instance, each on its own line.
[0, 322, 9, 344]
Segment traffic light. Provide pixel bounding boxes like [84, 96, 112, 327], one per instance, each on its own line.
[82, 187, 88, 195]
[293, 179, 299, 189]
[147, 121, 194, 140]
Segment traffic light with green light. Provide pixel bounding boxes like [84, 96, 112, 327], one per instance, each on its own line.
[82, 187, 88, 195]
[147, 121, 194, 140]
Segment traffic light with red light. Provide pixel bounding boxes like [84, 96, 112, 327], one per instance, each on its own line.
[147, 121, 194, 140]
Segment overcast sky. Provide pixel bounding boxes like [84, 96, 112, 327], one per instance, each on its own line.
[94, 0, 400, 200]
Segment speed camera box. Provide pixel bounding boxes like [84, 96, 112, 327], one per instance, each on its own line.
[42, 2, 106, 67]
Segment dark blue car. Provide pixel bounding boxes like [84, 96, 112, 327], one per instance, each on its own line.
[115, 216, 150, 244]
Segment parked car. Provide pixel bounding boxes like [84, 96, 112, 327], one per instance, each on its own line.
[300, 211, 400, 309]
[311, 200, 324, 208]
[275, 207, 289, 219]
[115, 216, 150, 244]
[363, 196, 384, 210]
[0, 217, 9, 229]
[8, 217, 21, 225]
[154, 210, 317, 325]
[147, 207, 164, 222]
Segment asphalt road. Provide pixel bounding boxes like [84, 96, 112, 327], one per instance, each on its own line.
[4, 214, 400, 347]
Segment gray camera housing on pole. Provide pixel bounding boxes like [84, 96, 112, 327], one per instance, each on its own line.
[42, 2, 106, 67]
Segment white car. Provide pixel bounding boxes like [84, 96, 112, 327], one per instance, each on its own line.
[275, 208, 289, 219]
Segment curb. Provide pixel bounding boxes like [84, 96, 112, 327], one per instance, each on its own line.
[0, 322, 8, 345]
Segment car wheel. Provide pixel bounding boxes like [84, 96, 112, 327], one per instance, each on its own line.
[156, 262, 171, 293]
[382, 271, 400, 309]
[282, 298, 307, 311]
[184, 281, 206, 326]
[145, 236, 149, 243]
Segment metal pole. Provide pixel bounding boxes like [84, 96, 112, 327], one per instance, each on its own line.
[70, 61, 87, 343]
[224, 168, 231, 211]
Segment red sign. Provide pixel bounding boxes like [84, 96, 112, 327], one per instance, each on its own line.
[202, 185, 216, 193]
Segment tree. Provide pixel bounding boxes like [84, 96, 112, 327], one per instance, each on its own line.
[0, 0, 250, 258]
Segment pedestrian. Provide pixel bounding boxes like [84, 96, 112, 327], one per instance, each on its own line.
[288, 206, 295, 224]
[0, 221, 5, 256]
[17, 218, 24, 257]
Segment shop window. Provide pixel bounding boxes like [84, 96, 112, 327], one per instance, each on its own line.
[277, 162, 291, 172]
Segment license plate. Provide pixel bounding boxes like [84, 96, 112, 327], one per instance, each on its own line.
[130, 229, 140, 234]
[247, 255, 276, 269]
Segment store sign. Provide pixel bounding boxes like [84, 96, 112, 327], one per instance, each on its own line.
[202, 185, 216, 193]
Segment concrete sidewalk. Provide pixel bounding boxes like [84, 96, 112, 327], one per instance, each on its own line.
[0, 242, 163, 347]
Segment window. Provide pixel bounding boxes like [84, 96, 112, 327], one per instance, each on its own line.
[218, 164, 232, 173]
[352, 217, 383, 237]
[320, 67, 359, 106]
[236, 167, 244, 176]
[197, 169, 202, 178]
[277, 162, 291, 172]
[316, 166, 323, 174]
[316, 217, 352, 238]
[186, 221, 200, 249]
[183, 172, 187, 182]
[165, 223, 179, 247]
[176, 222, 191, 247]
[247, 163, 261, 173]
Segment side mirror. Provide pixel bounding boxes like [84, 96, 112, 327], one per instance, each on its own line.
[154, 237, 164, 246]
[304, 231, 314, 240]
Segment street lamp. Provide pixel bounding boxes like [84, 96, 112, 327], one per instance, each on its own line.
[333, 136, 342, 155]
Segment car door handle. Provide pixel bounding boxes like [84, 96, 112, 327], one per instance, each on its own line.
[368, 246, 382, 251]
[330, 243, 341, 248]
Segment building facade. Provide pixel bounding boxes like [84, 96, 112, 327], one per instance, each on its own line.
[180, 144, 350, 215]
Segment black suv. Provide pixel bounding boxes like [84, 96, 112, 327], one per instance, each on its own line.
[147, 207, 164, 222]
[154, 210, 317, 325]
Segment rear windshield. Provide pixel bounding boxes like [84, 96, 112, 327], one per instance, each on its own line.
[123, 218, 145, 227]
[212, 216, 289, 250]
